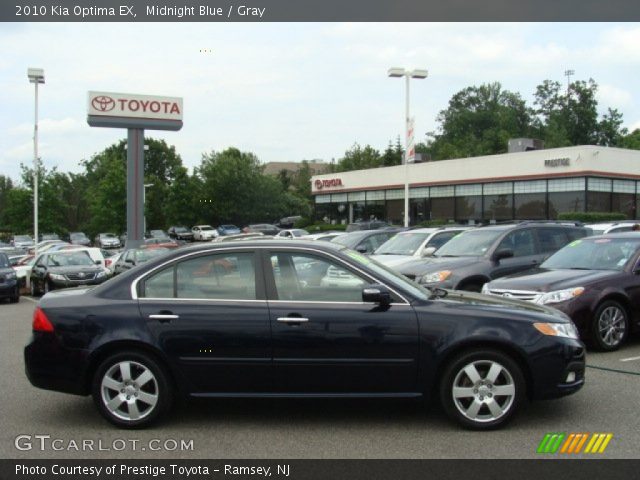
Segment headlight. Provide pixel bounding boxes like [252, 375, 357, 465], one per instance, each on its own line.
[6, 271, 16, 279]
[96, 270, 108, 279]
[533, 322, 579, 339]
[49, 273, 65, 281]
[535, 287, 584, 305]
[420, 270, 452, 284]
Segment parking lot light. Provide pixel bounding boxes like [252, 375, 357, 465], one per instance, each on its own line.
[28, 68, 44, 258]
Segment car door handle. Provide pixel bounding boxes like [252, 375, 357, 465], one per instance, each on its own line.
[277, 317, 309, 324]
[149, 313, 179, 322]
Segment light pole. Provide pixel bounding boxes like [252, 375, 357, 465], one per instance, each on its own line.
[388, 67, 428, 227]
[143, 183, 153, 234]
[27, 68, 44, 257]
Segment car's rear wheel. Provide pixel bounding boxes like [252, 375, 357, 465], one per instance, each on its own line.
[440, 349, 524, 430]
[92, 351, 172, 428]
[592, 301, 628, 351]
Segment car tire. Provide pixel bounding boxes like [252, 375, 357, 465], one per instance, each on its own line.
[461, 282, 483, 293]
[10, 289, 20, 303]
[592, 300, 628, 351]
[43, 280, 51, 295]
[439, 348, 524, 430]
[30, 280, 38, 297]
[92, 350, 173, 429]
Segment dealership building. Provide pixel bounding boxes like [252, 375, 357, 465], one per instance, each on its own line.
[310, 145, 640, 225]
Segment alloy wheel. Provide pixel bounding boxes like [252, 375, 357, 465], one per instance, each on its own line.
[597, 305, 626, 348]
[100, 361, 159, 422]
[451, 359, 516, 424]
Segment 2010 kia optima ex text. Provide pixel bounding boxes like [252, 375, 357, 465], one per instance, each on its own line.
[24, 240, 585, 430]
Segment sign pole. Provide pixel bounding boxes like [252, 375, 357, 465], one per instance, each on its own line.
[126, 128, 145, 249]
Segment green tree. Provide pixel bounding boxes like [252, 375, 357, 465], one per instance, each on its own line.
[197, 147, 296, 225]
[427, 82, 533, 159]
[335, 144, 383, 172]
[620, 129, 640, 150]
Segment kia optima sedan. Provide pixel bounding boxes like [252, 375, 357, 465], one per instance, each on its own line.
[25, 241, 585, 430]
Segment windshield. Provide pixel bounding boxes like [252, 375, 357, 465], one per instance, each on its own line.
[200, 226, 214, 231]
[434, 229, 503, 257]
[103, 233, 116, 238]
[70, 233, 86, 239]
[341, 247, 430, 301]
[175, 227, 188, 233]
[15, 236, 32, 242]
[292, 229, 309, 237]
[47, 252, 93, 267]
[542, 238, 640, 271]
[375, 232, 428, 255]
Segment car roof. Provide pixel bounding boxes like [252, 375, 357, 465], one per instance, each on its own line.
[587, 232, 640, 239]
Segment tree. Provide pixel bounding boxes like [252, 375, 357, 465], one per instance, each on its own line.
[197, 147, 297, 225]
[620, 129, 640, 150]
[427, 82, 533, 159]
[334, 144, 384, 172]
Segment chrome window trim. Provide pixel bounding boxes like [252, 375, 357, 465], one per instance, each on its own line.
[139, 297, 267, 304]
[130, 245, 411, 305]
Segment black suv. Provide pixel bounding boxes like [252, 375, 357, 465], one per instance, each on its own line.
[397, 222, 589, 292]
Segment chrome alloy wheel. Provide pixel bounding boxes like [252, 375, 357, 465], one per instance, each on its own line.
[597, 306, 626, 348]
[100, 361, 159, 422]
[451, 360, 516, 423]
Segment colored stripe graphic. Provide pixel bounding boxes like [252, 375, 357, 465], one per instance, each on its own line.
[537, 433, 565, 453]
[538, 433, 613, 454]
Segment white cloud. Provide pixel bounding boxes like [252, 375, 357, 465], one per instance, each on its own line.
[597, 84, 633, 109]
[9, 117, 84, 136]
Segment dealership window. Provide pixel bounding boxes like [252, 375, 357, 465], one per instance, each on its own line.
[483, 194, 513, 221]
[483, 182, 512, 196]
[315, 194, 331, 204]
[332, 193, 348, 203]
[386, 200, 404, 225]
[547, 179, 585, 219]
[347, 192, 364, 202]
[515, 193, 546, 220]
[366, 190, 385, 201]
[409, 187, 429, 199]
[455, 196, 482, 222]
[431, 197, 455, 221]
[612, 180, 636, 219]
[514, 181, 546, 220]
[588, 178, 612, 192]
[409, 198, 427, 224]
[386, 189, 405, 200]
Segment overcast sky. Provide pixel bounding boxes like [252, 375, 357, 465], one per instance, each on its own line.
[1, 22, 639, 183]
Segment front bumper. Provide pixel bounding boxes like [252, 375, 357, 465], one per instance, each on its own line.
[49, 276, 107, 289]
[0, 278, 19, 298]
[529, 337, 586, 400]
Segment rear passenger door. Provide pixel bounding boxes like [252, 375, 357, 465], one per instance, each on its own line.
[138, 249, 271, 393]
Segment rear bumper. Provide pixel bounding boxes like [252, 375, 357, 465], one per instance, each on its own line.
[24, 333, 90, 396]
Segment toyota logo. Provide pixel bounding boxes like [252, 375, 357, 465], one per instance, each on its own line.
[78, 272, 85, 279]
[91, 95, 115, 112]
[315, 179, 323, 190]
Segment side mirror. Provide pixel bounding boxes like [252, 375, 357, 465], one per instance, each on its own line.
[125, 259, 134, 265]
[362, 284, 392, 305]
[356, 245, 368, 254]
[493, 248, 514, 262]
[95, 260, 101, 265]
[422, 246, 437, 257]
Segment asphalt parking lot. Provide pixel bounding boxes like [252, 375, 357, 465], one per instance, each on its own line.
[1, 297, 639, 459]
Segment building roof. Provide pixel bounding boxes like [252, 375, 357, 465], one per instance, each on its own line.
[311, 145, 640, 195]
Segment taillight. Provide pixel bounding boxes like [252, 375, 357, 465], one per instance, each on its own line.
[32, 307, 54, 332]
[105, 259, 112, 268]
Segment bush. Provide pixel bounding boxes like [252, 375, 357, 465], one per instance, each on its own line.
[557, 212, 629, 223]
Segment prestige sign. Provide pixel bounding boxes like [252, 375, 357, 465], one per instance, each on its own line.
[88, 91, 182, 121]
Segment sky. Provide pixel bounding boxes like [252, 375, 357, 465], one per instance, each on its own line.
[1, 22, 639, 183]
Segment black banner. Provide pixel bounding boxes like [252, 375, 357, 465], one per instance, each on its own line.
[2, 0, 640, 22]
[1, 460, 639, 480]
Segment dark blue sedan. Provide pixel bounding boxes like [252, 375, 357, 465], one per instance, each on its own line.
[25, 241, 585, 429]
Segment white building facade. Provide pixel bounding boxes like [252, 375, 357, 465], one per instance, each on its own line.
[311, 146, 640, 225]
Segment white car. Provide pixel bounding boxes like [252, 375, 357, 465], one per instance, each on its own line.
[586, 222, 639, 235]
[275, 229, 309, 239]
[58, 246, 111, 273]
[12, 255, 36, 292]
[370, 226, 471, 269]
[301, 232, 346, 242]
[192, 225, 219, 241]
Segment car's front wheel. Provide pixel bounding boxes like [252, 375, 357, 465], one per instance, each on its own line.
[440, 349, 524, 430]
[592, 300, 628, 351]
[92, 351, 173, 428]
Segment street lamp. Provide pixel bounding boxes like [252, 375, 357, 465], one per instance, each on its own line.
[28, 68, 44, 257]
[388, 67, 428, 227]
[144, 183, 153, 234]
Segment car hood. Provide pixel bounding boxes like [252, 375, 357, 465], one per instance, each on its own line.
[430, 289, 570, 323]
[487, 268, 619, 292]
[398, 256, 483, 276]
[370, 254, 417, 268]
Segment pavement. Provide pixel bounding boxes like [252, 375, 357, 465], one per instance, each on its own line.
[1, 297, 639, 459]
